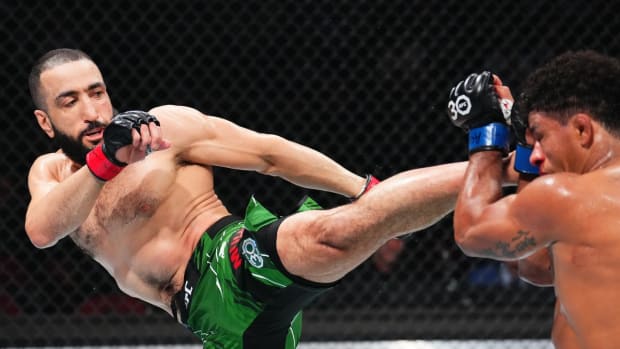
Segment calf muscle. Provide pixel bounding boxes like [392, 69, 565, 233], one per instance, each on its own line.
[278, 162, 466, 283]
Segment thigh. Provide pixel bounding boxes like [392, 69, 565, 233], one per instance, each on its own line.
[275, 204, 391, 284]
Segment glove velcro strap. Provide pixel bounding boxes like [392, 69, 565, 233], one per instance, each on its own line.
[514, 143, 540, 175]
[86, 144, 125, 181]
[468, 123, 510, 154]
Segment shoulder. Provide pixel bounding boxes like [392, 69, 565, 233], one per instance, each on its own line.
[146, 105, 224, 148]
[29, 151, 74, 182]
[30, 151, 70, 172]
[515, 172, 581, 208]
[521, 172, 580, 196]
[148, 105, 217, 134]
[148, 105, 214, 122]
[512, 172, 583, 237]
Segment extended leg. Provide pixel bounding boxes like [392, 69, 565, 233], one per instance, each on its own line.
[276, 161, 467, 283]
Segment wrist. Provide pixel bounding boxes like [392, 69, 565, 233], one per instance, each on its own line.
[86, 144, 126, 181]
[350, 174, 380, 201]
[468, 123, 510, 154]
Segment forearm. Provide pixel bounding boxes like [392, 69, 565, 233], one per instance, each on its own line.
[454, 151, 504, 241]
[262, 136, 366, 197]
[25, 167, 103, 248]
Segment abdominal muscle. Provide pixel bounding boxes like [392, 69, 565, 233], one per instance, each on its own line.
[71, 159, 231, 313]
[552, 241, 620, 348]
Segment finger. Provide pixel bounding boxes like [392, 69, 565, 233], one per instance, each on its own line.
[132, 128, 141, 148]
[496, 85, 514, 101]
[492, 74, 504, 86]
[145, 114, 160, 126]
[159, 138, 173, 150]
[477, 71, 492, 87]
[492, 74, 514, 100]
[455, 80, 465, 95]
[464, 73, 477, 92]
[147, 122, 163, 151]
[139, 123, 151, 151]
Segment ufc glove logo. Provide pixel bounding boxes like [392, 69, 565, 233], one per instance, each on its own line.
[447, 71, 509, 130]
[448, 94, 472, 121]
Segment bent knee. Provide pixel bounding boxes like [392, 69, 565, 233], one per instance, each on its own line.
[294, 208, 366, 249]
[276, 211, 359, 280]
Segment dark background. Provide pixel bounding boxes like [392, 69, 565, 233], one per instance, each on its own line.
[2, 0, 616, 347]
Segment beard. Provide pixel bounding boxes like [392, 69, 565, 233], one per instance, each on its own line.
[51, 121, 107, 166]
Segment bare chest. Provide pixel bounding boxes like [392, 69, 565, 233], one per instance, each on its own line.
[72, 158, 177, 255]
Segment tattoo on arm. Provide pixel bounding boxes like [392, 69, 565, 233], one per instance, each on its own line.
[478, 230, 536, 259]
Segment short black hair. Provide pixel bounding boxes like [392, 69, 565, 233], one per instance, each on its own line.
[29, 48, 94, 110]
[519, 50, 620, 134]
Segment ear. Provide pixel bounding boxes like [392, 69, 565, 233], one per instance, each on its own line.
[34, 109, 55, 138]
[571, 113, 593, 148]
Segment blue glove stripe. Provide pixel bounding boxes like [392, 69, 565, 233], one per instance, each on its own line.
[514, 143, 540, 175]
[468, 123, 510, 154]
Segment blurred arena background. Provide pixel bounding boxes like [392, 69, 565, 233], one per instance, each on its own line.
[1, 0, 617, 347]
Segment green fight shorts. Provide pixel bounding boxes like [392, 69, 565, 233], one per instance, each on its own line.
[170, 196, 338, 349]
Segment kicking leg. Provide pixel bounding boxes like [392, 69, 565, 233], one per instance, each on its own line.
[276, 161, 467, 283]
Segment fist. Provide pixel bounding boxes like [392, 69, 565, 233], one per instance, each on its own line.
[447, 71, 512, 131]
[102, 110, 167, 165]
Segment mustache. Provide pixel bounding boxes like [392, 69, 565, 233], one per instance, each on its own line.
[79, 121, 107, 139]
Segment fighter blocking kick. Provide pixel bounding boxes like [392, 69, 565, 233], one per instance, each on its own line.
[447, 51, 620, 348]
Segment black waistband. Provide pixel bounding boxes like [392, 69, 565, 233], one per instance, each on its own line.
[205, 215, 242, 239]
[171, 214, 242, 326]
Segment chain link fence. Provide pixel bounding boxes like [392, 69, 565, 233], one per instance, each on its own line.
[2, 0, 617, 347]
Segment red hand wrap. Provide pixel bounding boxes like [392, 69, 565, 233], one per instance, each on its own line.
[350, 174, 380, 201]
[86, 144, 124, 181]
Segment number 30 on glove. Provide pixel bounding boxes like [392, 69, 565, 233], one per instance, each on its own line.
[447, 71, 513, 154]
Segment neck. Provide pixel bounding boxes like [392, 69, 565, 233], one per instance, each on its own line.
[585, 137, 620, 172]
[588, 150, 614, 171]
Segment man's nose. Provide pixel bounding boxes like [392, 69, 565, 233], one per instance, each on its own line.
[530, 142, 545, 169]
[81, 98, 98, 121]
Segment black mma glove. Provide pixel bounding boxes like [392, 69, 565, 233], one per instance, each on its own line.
[86, 110, 160, 181]
[511, 109, 539, 175]
[447, 71, 512, 154]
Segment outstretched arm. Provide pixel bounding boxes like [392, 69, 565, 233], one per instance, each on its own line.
[151, 105, 367, 197]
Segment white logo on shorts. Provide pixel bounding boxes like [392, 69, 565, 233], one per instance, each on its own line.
[241, 238, 264, 268]
[183, 281, 193, 307]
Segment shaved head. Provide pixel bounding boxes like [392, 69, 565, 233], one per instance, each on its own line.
[29, 48, 94, 110]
